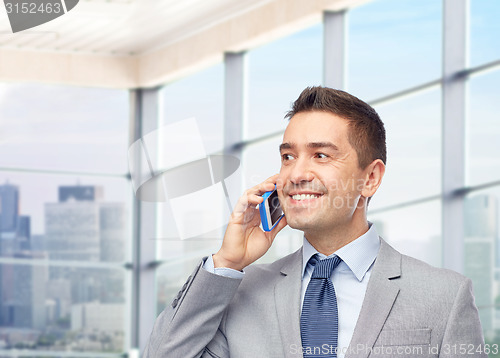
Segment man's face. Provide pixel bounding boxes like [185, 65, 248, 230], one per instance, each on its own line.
[277, 111, 367, 235]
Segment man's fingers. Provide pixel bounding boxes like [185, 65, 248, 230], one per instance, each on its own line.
[248, 182, 276, 197]
[246, 174, 279, 197]
[231, 174, 281, 224]
[233, 193, 264, 214]
[233, 178, 278, 213]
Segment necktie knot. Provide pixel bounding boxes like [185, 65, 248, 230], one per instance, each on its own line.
[309, 255, 342, 279]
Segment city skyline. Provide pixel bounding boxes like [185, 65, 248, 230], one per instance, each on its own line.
[0, 182, 127, 351]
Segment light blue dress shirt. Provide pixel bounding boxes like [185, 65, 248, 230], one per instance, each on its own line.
[301, 224, 380, 357]
[203, 223, 381, 358]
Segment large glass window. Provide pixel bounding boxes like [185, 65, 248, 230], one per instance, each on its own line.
[368, 200, 442, 267]
[463, 186, 500, 344]
[371, 88, 441, 210]
[0, 83, 129, 174]
[246, 24, 323, 141]
[465, 48, 500, 346]
[162, 63, 224, 154]
[0, 84, 130, 355]
[348, 0, 442, 102]
[469, 0, 500, 68]
[155, 63, 226, 310]
[241, 136, 282, 190]
[467, 68, 500, 186]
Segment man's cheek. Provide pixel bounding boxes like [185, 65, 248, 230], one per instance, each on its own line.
[275, 174, 286, 191]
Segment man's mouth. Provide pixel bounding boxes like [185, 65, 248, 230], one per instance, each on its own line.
[288, 192, 324, 203]
[291, 193, 320, 201]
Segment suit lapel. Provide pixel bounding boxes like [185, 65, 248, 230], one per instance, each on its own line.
[274, 247, 304, 358]
[346, 239, 401, 358]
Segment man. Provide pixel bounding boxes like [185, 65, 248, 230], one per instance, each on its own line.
[143, 87, 486, 357]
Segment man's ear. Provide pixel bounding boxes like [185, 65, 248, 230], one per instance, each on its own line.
[361, 159, 385, 198]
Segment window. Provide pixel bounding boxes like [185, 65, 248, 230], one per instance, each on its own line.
[469, 0, 500, 67]
[155, 63, 226, 310]
[0, 84, 130, 355]
[371, 88, 441, 210]
[348, 0, 442, 101]
[368, 199, 442, 267]
[463, 189, 499, 342]
[246, 24, 323, 141]
[467, 68, 500, 186]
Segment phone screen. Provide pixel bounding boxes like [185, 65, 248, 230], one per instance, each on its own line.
[268, 189, 283, 225]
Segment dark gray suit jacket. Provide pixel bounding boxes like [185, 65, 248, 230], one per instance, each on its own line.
[143, 239, 486, 357]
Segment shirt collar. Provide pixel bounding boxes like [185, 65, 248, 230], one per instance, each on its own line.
[301, 222, 381, 282]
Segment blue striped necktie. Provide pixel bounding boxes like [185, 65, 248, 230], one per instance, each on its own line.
[301, 254, 342, 358]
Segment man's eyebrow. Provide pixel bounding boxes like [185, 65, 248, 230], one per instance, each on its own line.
[307, 142, 340, 151]
[279, 142, 293, 152]
[279, 142, 340, 152]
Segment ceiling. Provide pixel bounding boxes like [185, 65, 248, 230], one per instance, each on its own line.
[0, 0, 274, 56]
[0, 0, 367, 88]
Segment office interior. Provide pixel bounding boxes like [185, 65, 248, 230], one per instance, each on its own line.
[0, 0, 499, 356]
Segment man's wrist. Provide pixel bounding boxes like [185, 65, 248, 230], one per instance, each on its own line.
[212, 253, 244, 271]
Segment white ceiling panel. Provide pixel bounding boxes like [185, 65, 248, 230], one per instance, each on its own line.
[0, 0, 274, 56]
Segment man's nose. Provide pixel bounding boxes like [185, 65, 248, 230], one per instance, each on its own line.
[289, 157, 314, 184]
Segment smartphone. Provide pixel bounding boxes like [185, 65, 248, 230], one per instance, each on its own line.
[259, 186, 284, 231]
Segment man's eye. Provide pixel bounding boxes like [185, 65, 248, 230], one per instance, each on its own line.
[282, 153, 294, 161]
[316, 153, 328, 159]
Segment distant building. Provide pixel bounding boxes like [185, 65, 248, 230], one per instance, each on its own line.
[45, 185, 126, 307]
[0, 183, 32, 328]
[45, 200, 100, 262]
[45, 278, 72, 322]
[71, 303, 124, 332]
[45, 187, 126, 263]
[59, 185, 103, 203]
[0, 184, 19, 234]
[2, 252, 47, 330]
[99, 203, 127, 263]
[0, 184, 31, 255]
[16, 216, 31, 251]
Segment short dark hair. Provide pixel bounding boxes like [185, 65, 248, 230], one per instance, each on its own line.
[285, 86, 386, 169]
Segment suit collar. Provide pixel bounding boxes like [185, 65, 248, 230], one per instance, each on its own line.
[371, 237, 402, 280]
[278, 246, 303, 276]
[346, 238, 402, 358]
[275, 247, 304, 357]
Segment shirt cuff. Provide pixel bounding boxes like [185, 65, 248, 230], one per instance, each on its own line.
[203, 255, 245, 279]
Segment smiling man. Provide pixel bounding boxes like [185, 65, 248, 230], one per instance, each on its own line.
[143, 87, 486, 358]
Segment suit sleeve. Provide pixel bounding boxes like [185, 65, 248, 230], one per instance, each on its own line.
[142, 258, 242, 358]
[439, 277, 487, 357]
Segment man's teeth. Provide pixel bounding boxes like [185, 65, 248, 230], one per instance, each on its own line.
[292, 194, 319, 201]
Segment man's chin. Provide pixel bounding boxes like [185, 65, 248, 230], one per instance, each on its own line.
[285, 216, 316, 232]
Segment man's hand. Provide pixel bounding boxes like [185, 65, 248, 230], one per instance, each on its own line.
[212, 174, 288, 271]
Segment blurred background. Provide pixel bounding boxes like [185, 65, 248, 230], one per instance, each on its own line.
[0, 0, 499, 356]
